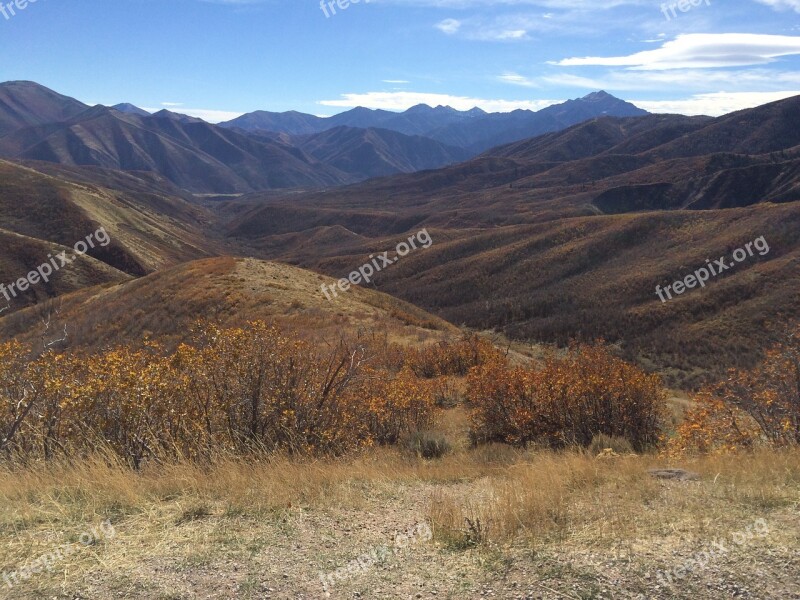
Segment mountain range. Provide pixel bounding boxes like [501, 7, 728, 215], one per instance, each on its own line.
[221, 94, 800, 386]
[0, 82, 649, 193]
[1, 80, 799, 387]
[220, 91, 647, 154]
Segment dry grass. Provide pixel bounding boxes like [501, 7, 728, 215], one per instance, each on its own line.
[429, 449, 800, 550]
[0, 424, 798, 599]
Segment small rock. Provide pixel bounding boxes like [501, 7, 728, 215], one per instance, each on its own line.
[648, 468, 701, 481]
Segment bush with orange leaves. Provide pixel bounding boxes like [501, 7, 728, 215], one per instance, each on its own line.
[467, 342, 666, 452]
[0, 322, 438, 465]
[670, 327, 800, 454]
[344, 366, 436, 445]
[404, 335, 498, 379]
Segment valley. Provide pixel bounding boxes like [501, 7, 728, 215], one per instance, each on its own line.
[1, 75, 799, 600]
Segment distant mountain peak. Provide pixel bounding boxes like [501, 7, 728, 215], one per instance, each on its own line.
[75, 104, 116, 120]
[582, 90, 614, 101]
[151, 109, 204, 123]
[112, 103, 150, 117]
[566, 90, 648, 117]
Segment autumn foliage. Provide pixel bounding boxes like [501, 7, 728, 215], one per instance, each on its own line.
[404, 336, 498, 378]
[467, 342, 666, 451]
[0, 322, 442, 465]
[671, 326, 800, 454]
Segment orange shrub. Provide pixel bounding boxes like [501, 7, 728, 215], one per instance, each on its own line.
[468, 343, 666, 452]
[0, 322, 441, 464]
[405, 335, 499, 378]
[670, 327, 800, 454]
[359, 367, 437, 445]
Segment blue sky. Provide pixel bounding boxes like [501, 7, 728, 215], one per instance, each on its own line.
[1, 0, 799, 121]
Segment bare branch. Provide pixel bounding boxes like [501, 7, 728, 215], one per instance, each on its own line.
[39, 301, 68, 350]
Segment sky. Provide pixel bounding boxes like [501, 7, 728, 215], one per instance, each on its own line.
[1, 0, 799, 121]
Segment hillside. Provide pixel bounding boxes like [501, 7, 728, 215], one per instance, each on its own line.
[294, 126, 470, 180]
[221, 95, 800, 386]
[0, 159, 225, 315]
[0, 229, 132, 312]
[0, 81, 88, 137]
[0, 107, 351, 193]
[0, 256, 455, 352]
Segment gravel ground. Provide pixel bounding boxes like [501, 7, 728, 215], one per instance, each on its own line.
[6, 480, 797, 600]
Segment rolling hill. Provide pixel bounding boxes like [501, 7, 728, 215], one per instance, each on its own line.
[0, 159, 222, 312]
[220, 94, 800, 386]
[0, 256, 455, 352]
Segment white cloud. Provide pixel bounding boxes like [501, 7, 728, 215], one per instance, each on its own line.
[431, 12, 566, 41]
[436, 18, 462, 34]
[383, 79, 411, 84]
[539, 68, 800, 92]
[753, 0, 800, 12]
[633, 91, 800, 116]
[494, 29, 527, 39]
[499, 72, 538, 87]
[318, 91, 558, 112]
[553, 33, 800, 70]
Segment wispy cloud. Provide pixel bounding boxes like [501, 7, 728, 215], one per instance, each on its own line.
[753, 0, 800, 12]
[534, 68, 800, 92]
[436, 18, 462, 34]
[499, 73, 538, 87]
[552, 33, 800, 70]
[634, 90, 800, 115]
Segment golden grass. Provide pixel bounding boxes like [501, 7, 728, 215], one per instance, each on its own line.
[428, 449, 800, 551]
[2, 446, 797, 546]
[0, 426, 798, 598]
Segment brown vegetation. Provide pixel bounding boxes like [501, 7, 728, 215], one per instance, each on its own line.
[671, 325, 800, 454]
[0, 321, 444, 464]
[467, 342, 666, 451]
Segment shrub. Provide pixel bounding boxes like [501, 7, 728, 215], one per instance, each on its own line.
[407, 430, 452, 459]
[467, 342, 666, 452]
[588, 433, 635, 456]
[670, 325, 800, 454]
[405, 335, 499, 378]
[0, 321, 440, 464]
